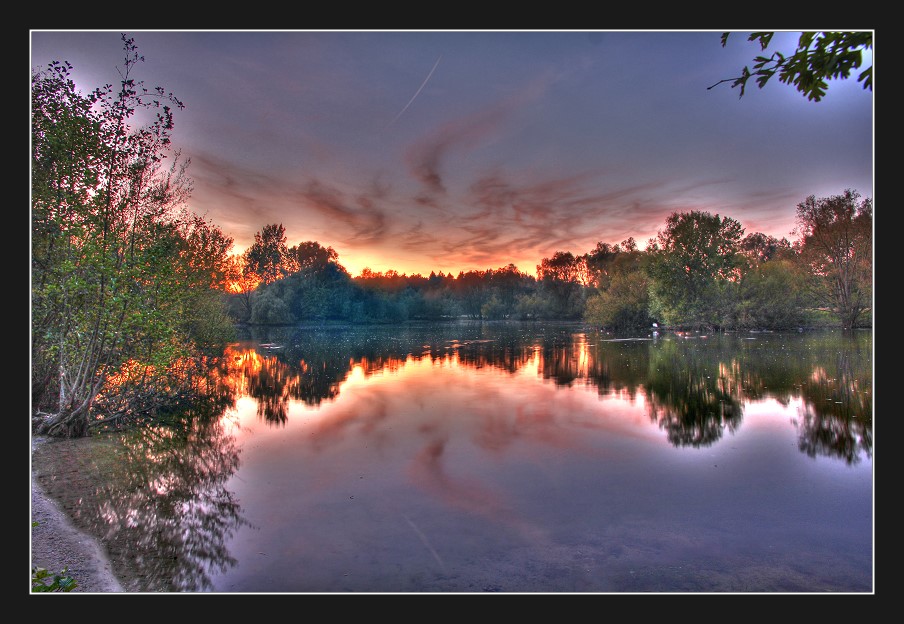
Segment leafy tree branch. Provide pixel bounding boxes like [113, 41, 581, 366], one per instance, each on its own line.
[709, 31, 872, 101]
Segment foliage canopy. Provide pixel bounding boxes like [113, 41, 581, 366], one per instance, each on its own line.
[710, 31, 873, 101]
[32, 35, 236, 437]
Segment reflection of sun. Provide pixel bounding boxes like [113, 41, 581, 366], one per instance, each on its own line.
[575, 334, 590, 378]
[224, 346, 265, 374]
[338, 364, 368, 392]
[519, 346, 543, 377]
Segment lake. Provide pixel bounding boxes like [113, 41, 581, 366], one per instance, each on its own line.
[31, 321, 873, 593]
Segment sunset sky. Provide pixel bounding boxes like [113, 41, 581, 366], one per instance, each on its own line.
[29, 30, 873, 278]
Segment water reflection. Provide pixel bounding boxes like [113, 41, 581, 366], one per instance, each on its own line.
[33, 323, 872, 592]
[230, 324, 871, 462]
[34, 417, 250, 592]
[644, 338, 744, 447]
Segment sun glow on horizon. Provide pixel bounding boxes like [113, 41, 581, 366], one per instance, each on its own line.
[333, 251, 545, 280]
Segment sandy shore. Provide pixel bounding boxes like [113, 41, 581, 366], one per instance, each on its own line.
[30, 436, 124, 594]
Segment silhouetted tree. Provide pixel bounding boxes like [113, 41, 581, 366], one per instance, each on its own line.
[584, 244, 652, 331]
[287, 240, 339, 272]
[537, 251, 588, 318]
[735, 257, 806, 329]
[244, 223, 291, 285]
[223, 254, 260, 322]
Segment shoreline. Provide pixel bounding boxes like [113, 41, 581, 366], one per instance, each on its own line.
[30, 436, 124, 594]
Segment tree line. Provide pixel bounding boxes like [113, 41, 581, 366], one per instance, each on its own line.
[31, 36, 871, 438]
[228, 192, 871, 334]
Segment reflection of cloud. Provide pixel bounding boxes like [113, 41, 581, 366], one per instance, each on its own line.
[407, 436, 546, 543]
[308, 390, 392, 452]
[403, 513, 446, 571]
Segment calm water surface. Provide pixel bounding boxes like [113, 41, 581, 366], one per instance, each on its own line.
[34, 322, 873, 593]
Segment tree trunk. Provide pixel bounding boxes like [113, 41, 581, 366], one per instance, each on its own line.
[35, 405, 90, 438]
[35, 380, 97, 438]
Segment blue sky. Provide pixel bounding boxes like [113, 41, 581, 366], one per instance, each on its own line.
[30, 30, 873, 277]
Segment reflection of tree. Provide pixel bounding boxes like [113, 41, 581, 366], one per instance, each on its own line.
[441, 335, 535, 374]
[37, 417, 249, 592]
[221, 329, 354, 424]
[796, 402, 868, 466]
[585, 339, 650, 397]
[644, 339, 743, 447]
[539, 341, 582, 386]
[246, 356, 292, 424]
[229, 323, 545, 422]
[635, 331, 872, 455]
[794, 333, 872, 465]
[231, 342, 352, 419]
[228, 324, 872, 462]
[726, 330, 872, 462]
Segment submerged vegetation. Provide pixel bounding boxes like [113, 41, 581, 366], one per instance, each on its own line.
[31, 35, 872, 439]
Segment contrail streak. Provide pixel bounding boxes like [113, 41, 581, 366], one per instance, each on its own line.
[389, 55, 442, 126]
[403, 513, 446, 571]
